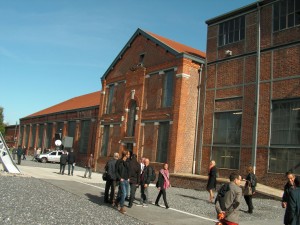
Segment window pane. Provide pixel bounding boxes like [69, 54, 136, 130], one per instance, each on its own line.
[212, 147, 239, 169]
[269, 148, 300, 174]
[79, 120, 90, 153]
[156, 122, 169, 163]
[101, 125, 109, 156]
[106, 85, 114, 114]
[288, 13, 295, 27]
[213, 111, 242, 145]
[296, 12, 300, 25]
[288, 0, 294, 14]
[162, 70, 174, 107]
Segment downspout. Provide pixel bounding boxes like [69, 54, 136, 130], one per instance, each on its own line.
[252, 1, 261, 174]
[192, 63, 204, 174]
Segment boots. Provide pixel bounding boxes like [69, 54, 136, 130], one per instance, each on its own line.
[119, 207, 126, 214]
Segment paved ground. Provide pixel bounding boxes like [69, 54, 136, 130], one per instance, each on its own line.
[0, 158, 285, 225]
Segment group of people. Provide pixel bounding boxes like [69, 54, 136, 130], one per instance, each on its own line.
[208, 160, 300, 225]
[58, 149, 76, 176]
[103, 150, 171, 214]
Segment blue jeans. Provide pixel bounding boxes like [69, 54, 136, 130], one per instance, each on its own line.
[118, 180, 129, 207]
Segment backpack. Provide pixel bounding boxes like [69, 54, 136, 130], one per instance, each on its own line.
[215, 183, 230, 211]
[149, 166, 156, 182]
[250, 174, 257, 187]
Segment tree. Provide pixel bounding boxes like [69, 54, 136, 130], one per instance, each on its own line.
[0, 107, 5, 134]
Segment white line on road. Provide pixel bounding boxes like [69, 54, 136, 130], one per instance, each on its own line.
[75, 180, 218, 223]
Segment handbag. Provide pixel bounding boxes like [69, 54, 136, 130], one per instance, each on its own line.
[102, 171, 108, 181]
[243, 182, 252, 196]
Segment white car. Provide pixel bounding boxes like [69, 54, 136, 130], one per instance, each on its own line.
[36, 150, 63, 163]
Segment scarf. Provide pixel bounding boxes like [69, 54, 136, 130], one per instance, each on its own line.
[160, 169, 170, 189]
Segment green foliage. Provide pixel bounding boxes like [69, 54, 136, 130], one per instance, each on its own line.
[0, 107, 5, 134]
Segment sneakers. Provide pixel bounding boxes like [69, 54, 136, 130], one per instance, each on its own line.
[142, 204, 148, 207]
[136, 204, 143, 207]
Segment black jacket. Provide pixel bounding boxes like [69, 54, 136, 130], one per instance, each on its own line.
[245, 173, 256, 192]
[128, 156, 141, 184]
[156, 172, 165, 189]
[60, 153, 68, 165]
[67, 152, 76, 164]
[105, 158, 117, 181]
[115, 159, 129, 181]
[140, 166, 152, 185]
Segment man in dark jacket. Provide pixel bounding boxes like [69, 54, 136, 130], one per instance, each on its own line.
[67, 149, 76, 176]
[128, 154, 141, 208]
[59, 150, 68, 175]
[104, 152, 119, 204]
[17, 145, 23, 165]
[286, 178, 300, 225]
[138, 158, 152, 207]
[115, 150, 130, 214]
[282, 171, 299, 225]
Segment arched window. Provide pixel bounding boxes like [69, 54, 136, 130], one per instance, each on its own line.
[126, 100, 137, 137]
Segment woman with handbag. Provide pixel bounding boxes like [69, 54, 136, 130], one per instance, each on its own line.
[243, 166, 257, 214]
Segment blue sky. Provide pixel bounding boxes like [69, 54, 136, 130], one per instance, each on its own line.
[1, 0, 256, 125]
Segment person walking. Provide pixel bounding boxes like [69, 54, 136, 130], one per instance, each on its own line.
[17, 145, 23, 165]
[67, 149, 76, 176]
[155, 163, 170, 209]
[115, 150, 130, 214]
[59, 150, 68, 175]
[12, 146, 17, 160]
[83, 154, 95, 179]
[22, 146, 27, 160]
[286, 178, 300, 225]
[138, 158, 152, 207]
[243, 166, 257, 214]
[282, 171, 299, 225]
[128, 154, 141, 208]
[104, 152, 119, 204]
[207, 160, 217, 203]
[216, 172, 242, 225]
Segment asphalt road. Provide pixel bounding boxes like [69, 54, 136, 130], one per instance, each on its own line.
[1, 158, 285, 225]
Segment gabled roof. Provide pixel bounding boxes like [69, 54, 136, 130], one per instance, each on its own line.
[23, 91, 100, 119]
[102, 28, 206, 81]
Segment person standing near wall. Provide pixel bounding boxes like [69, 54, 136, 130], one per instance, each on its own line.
[104, 152, 119, 204]
[17, 145, 22, 165]
[67, 149, 76, 176]
[207, 160, 217, 203]
[83, 154, 94, 179]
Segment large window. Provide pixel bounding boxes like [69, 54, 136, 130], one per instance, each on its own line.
[156, 122, 169, 163]
[68, 121, 76, 138]
[126, 100, 137, 137]
[162, 70, 174, 108]
[79, 120, 90, 153]
[212, 111, 242, 169]
[46, 123, 53, 149]
[273, 0, 300, 32]
[101, 125, 110, 157]
[30, 125, 36, 148]
[106, 85, 115, 114]
[212, 147, 240, 170]
[218, 16, 245, 46]
[269, 99, 300, 174]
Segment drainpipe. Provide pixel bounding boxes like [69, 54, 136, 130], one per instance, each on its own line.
[252, 1, 261, 174]
[192, 63, 204, 174]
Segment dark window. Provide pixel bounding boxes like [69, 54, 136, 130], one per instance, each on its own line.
[212, 111, 242, 169]
[162, 70, 174, 108]
[50, 152, 56, 156]
[218, 16, 245, 46]
[269, 148, 300, 174]
[269, 99, 300, 174]
[273, 0, 300, 32]
[56, 122, 64, 133]
[46, 123, 53, 149]
[126, 100, 137, 137]
[139, 54, 145, 65]
[213, 111, 242, 144]
[30, 125, 36, 148]
[25, 126, 30, 147]
[101, 125, 110, 156]
[106, 85, 114, 114]
[156, 122, 169, 163]
[212, 147, 240, 169]
[79, 120, 90, 153]
[68, 121, 76, 138]
[38, 125, 44, 148]
[271, 99, 300, 145]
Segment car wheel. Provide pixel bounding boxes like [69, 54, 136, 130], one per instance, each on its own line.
[41, 157, 47, 163]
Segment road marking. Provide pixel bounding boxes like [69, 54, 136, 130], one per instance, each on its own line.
[75, 180, 105, 190]
[75, 180, 218, 223]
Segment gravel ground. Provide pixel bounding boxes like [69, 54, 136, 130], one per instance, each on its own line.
[0, 157, 285, 224]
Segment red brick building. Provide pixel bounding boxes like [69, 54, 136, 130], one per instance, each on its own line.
[95, 28, 206, 173]
[16, 91, 100, 165]
[4, 124, 19, 148]
[202, 0, 300, 187]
